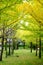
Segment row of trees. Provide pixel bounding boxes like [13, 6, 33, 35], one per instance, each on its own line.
[0, 0, 43, 61]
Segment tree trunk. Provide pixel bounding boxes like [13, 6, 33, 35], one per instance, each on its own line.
[0, 51, 2, 61]
[9, 42, 10, 55]
[5, 38, 7, 57]
[36, 44, 37, 56]
[39, 37, 41, 58]
[30, 42, 32, 53]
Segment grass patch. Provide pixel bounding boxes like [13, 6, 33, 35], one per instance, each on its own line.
[0, 49, 43, 65]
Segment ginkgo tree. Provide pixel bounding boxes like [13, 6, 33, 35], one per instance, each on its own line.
[0, 0, 43, 60]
